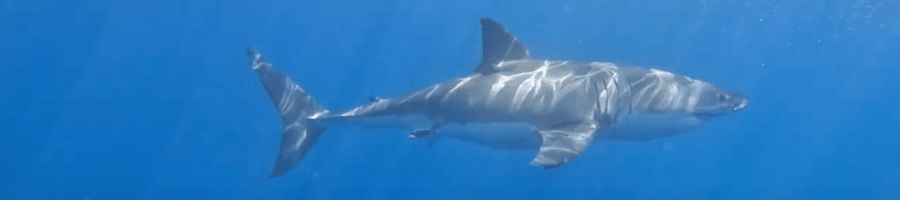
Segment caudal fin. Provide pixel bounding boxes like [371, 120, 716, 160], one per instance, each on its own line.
[247, 48, 329, 178]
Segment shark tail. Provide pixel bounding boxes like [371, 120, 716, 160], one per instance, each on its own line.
[247, 48, 329, 178]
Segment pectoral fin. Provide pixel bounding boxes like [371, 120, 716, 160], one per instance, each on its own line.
[530, 122, 598, 169]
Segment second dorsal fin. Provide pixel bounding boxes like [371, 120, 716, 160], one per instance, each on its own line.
[474, 18, 530, 75]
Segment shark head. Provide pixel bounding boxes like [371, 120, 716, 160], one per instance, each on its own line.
[690, 86, 749, 119]
[624, 68, 749, 119]
[603, 70, 749, 141]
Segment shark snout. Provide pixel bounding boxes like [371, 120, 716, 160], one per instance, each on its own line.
[733, 97, 749, 111]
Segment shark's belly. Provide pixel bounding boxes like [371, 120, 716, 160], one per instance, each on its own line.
[320, 114, 542, 150]
[600, 112, 706, 141]
[437, 122, 542, 150]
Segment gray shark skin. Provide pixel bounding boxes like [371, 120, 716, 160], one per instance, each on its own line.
[248, 18, 749, 178]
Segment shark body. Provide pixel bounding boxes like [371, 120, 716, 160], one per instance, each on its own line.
[248, 18, 749, 178]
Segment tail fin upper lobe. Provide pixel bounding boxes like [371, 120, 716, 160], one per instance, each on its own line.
[247, 49, 329, 178]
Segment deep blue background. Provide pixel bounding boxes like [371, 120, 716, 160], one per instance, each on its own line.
[2, 0, 898, 199]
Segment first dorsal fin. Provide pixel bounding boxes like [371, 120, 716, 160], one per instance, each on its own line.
[475, 18, 530, 75]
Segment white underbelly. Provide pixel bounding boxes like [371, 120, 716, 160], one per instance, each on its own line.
[436, 122, 542, 150]
[601, 112, 706, 141]
[323, 111, 705, 149]
[321, 114, 542, 150]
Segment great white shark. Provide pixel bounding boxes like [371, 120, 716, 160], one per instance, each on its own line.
[247, 18, 749, 178]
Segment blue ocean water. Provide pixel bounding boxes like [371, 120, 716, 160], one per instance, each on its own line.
[2, 0, 898, 199]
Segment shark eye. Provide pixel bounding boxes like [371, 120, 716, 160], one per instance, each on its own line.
[717, 93, 729, 102]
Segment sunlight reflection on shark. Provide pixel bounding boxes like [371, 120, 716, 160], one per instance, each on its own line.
[247, 18, 748, 178]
